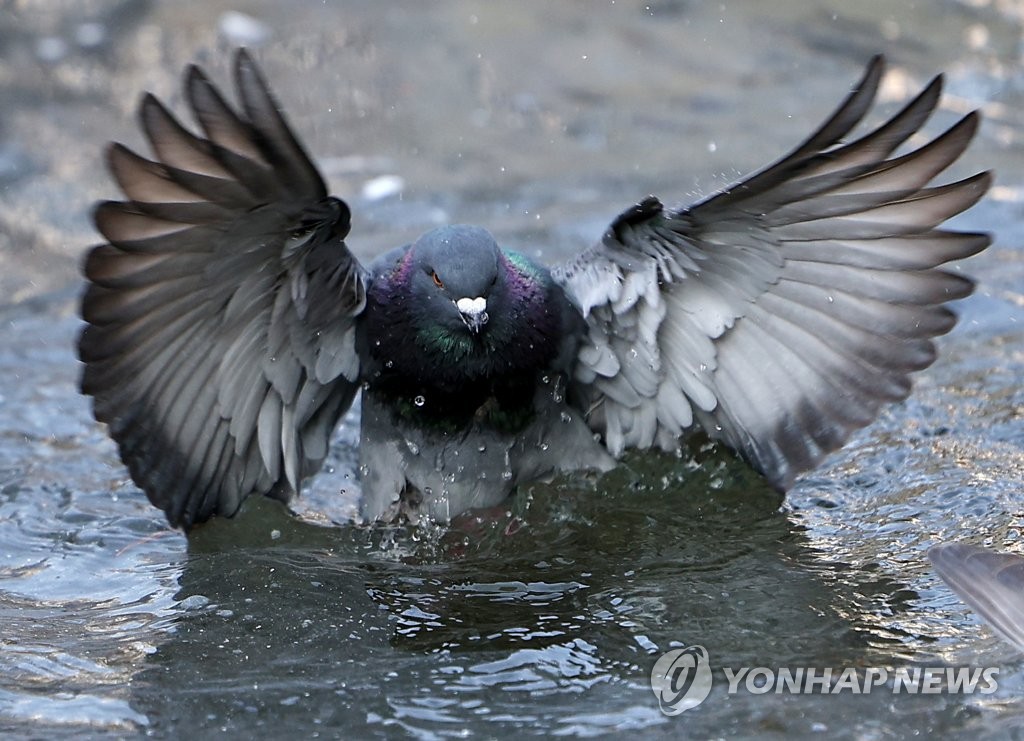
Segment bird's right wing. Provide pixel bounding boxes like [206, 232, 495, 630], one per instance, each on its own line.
[930, 544, 1024, 654]
[79, 50, 366, 528]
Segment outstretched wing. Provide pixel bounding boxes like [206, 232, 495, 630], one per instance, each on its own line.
[79, 50, 366, 528]
[554, 56, 991, 489]
[930, 544, 1024, 653]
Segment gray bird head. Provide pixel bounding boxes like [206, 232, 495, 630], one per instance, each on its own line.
[409, 225, 500, 337]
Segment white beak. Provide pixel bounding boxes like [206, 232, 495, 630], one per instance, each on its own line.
[455, 296, 488, 334]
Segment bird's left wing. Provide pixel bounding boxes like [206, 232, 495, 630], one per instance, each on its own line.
[553, 56, 991, 489]
[80, 50, 366, 528]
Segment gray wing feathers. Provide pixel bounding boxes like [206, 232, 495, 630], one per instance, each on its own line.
[79, 50, 364, 527]
[556, 56, 991, 489]
[930, 544, 1024, 653]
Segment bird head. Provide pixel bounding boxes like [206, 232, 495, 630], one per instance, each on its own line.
[408, 225, 501, 341]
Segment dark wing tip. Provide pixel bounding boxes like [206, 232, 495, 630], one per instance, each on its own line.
[80, 242, 115, 288]
[846, 52, 885, 110]
[863, 53, 886, 87]
[137, 91, 162, 120]
[134, 93, 159, 139]
[136, 92, 185, 150]
[918, 70, 945, 104]
[973, 169, 996, 198]
[607, 196, 664, 242]
[930, 110, 982, 163]
[92, 199, 121, 233]
[103, 141, 124, 170]
[944, 170, 995, 226]
[234, 46, 256, 72]
[183, 63, 214, 99]
[958, 230, 993, 260]
[959, 109, 981, 134]
[232, 48, 262, 101]
[233, 46, 267, 96]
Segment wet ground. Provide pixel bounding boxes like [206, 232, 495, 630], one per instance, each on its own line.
[1, 1, 1023, 737]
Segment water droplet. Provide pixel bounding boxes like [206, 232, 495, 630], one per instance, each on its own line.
[628, 348, 638, 360]
[699, 363, 708, 372]
[385, 360, 394, 369]
[413, 395, 425, 407]
[560, 412, 572, 424]
[405, 440, 420, 455]
[502, 470, 513, 481]
[541, 374, 550, 384]
[477, 443, 487, 453]
[827, 295, 835, 303]
[540, 442, 549, 451]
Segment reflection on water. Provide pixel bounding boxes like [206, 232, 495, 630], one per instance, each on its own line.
[2, 0, 1024, 737]
[127, 464, 818, 736]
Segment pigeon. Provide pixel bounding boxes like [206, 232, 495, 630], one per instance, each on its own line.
[930, 544, 1024, 654]
[78, 50, 992, 529]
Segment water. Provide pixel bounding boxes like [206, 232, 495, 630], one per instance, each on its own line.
[2, 1, 1023, 737]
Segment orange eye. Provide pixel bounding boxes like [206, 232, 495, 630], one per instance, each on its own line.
[431, 271, 444, 288]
